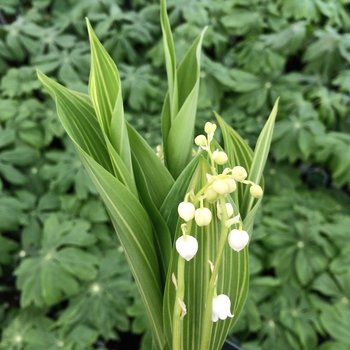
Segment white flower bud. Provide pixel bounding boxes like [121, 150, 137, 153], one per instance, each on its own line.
[228, 229, 249, 252]
[231, 166, 247, 181]
[225, 178, 237, 193]
[204, 122, 217, 134]
[195, 207, 212, 226]
[212, 294, 234, 322]
[250, 184, 263, 198]
[176, 235, 198, 261]
[217, 202, 234, 220]
[204, 186, 219, 203]
[212, 150, 228, 165]
[195, 135, 207, 148]
[212, 179, 229, 195]
[178, 202, 195, 222]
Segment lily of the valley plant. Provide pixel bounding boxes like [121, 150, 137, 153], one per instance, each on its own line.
[37, 1, 278, 349]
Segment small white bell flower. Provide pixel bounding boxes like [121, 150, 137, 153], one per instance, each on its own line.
[212, 179, 229, 195]
[195, 135, 207, 148]
[204, 186, 219, 203]
[212, 150, 228, 165]
[217, 202, 234, 220]
[228, 229, 249, 252]
[225, 178, 236, 193]
[250, 184, 263, 198]
[178, 202, 195, 222]
[176, 235, 198, 261]
[195, 207, 212, 226]
[212, 294, 234, 322]
[231, 166, 247, 181]
[204, 122, 217, 134]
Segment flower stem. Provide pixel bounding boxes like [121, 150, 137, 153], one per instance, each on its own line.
[199, 195, 229, 350]
[173, 255, 185, 350]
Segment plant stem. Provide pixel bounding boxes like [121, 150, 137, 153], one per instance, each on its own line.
[172, 256, 185, 350]
[199, 195, 229, 350]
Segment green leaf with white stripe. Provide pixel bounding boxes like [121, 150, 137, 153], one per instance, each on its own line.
[161, 5, 207, 178]
[37, 71, 137, 196]
[86, 19, 133, 177]
[162, 155, 250, 350]
[160, 0, 178, 121]
[215, 100, 279, 220]
[37, 71, 166, 350]
[241, 98, 279, 215]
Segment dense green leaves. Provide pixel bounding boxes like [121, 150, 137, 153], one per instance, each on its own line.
[15, 215, 97, 307]
[1, 0, 350, 349]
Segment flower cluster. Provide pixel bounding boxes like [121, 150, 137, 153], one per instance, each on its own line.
[174, 122, 263, 323]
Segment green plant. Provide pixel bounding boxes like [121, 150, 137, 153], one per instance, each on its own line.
[36, 0, 278, 348]
[1, 0, 350, 349]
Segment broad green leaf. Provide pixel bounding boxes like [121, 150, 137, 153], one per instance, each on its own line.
[78, 149, 166, 350]
[127, 122, 174, 209]
[160, 155, 201, 241]
[0, 234, 18, 274]
[215, 112, 254, 205]
[160, 0, 178, 121]
[162, 155, 249, 350]
[318, 341, 350, 350]
[319, 303, 350, 346]
[57, 247, 98, 281]
[241, 98, 279, 217]
[57, 248, 132, 340]
[127, 122, 175, 284]
[37, 71, 137, 196]
[38, 71, 166, 349]
[131, 153, 172, 286]
[161, 23, 207, 178]
[86, 19, 133, 176]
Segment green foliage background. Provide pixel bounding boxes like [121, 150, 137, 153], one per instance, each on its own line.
[0, 0, 350, 349]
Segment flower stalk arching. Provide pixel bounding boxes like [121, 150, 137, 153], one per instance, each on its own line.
[199, 194, 231, 350]
[173, 122, 263, 350]
[172, 256, 185, 350]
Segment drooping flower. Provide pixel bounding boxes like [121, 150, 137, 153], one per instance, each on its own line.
[212, 178, 236, 195]
[225, 178, 236, 193]
[231, 166, 247, 182]
[212, 179, 229, 195]
[212, 150, 228, 165]
[228, 229, 249, 252]
[178, 202, 196, 222]
[212, 294, 234, 322]
[195, 134, 207, 149]
[194, 207, 212, 226]
[250, 184, 263, 198]
[176, 235, 198, 261]
[204, 122, 217, 135]
[204, 186, 219, 203]
[217, 202, 234, 220]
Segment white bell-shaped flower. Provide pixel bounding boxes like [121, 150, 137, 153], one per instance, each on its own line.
[212, 150, 228, 165]
[250, 184, 263, 198]
[231, 166, 247, 181]
[178, 202, 195, 222]
[195, 135, 207, 149]
[195, 207, 212, 226]
[225, 178, 236, 193]
[204, 122, 217, 134]
[176, 235, 198, 261]
[212, 179, 229, 195]
[228, 229, 249, 252]
[217, 202, 234, 220]
[204, 186, 219, 203]
[212, 294, 234, 322]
